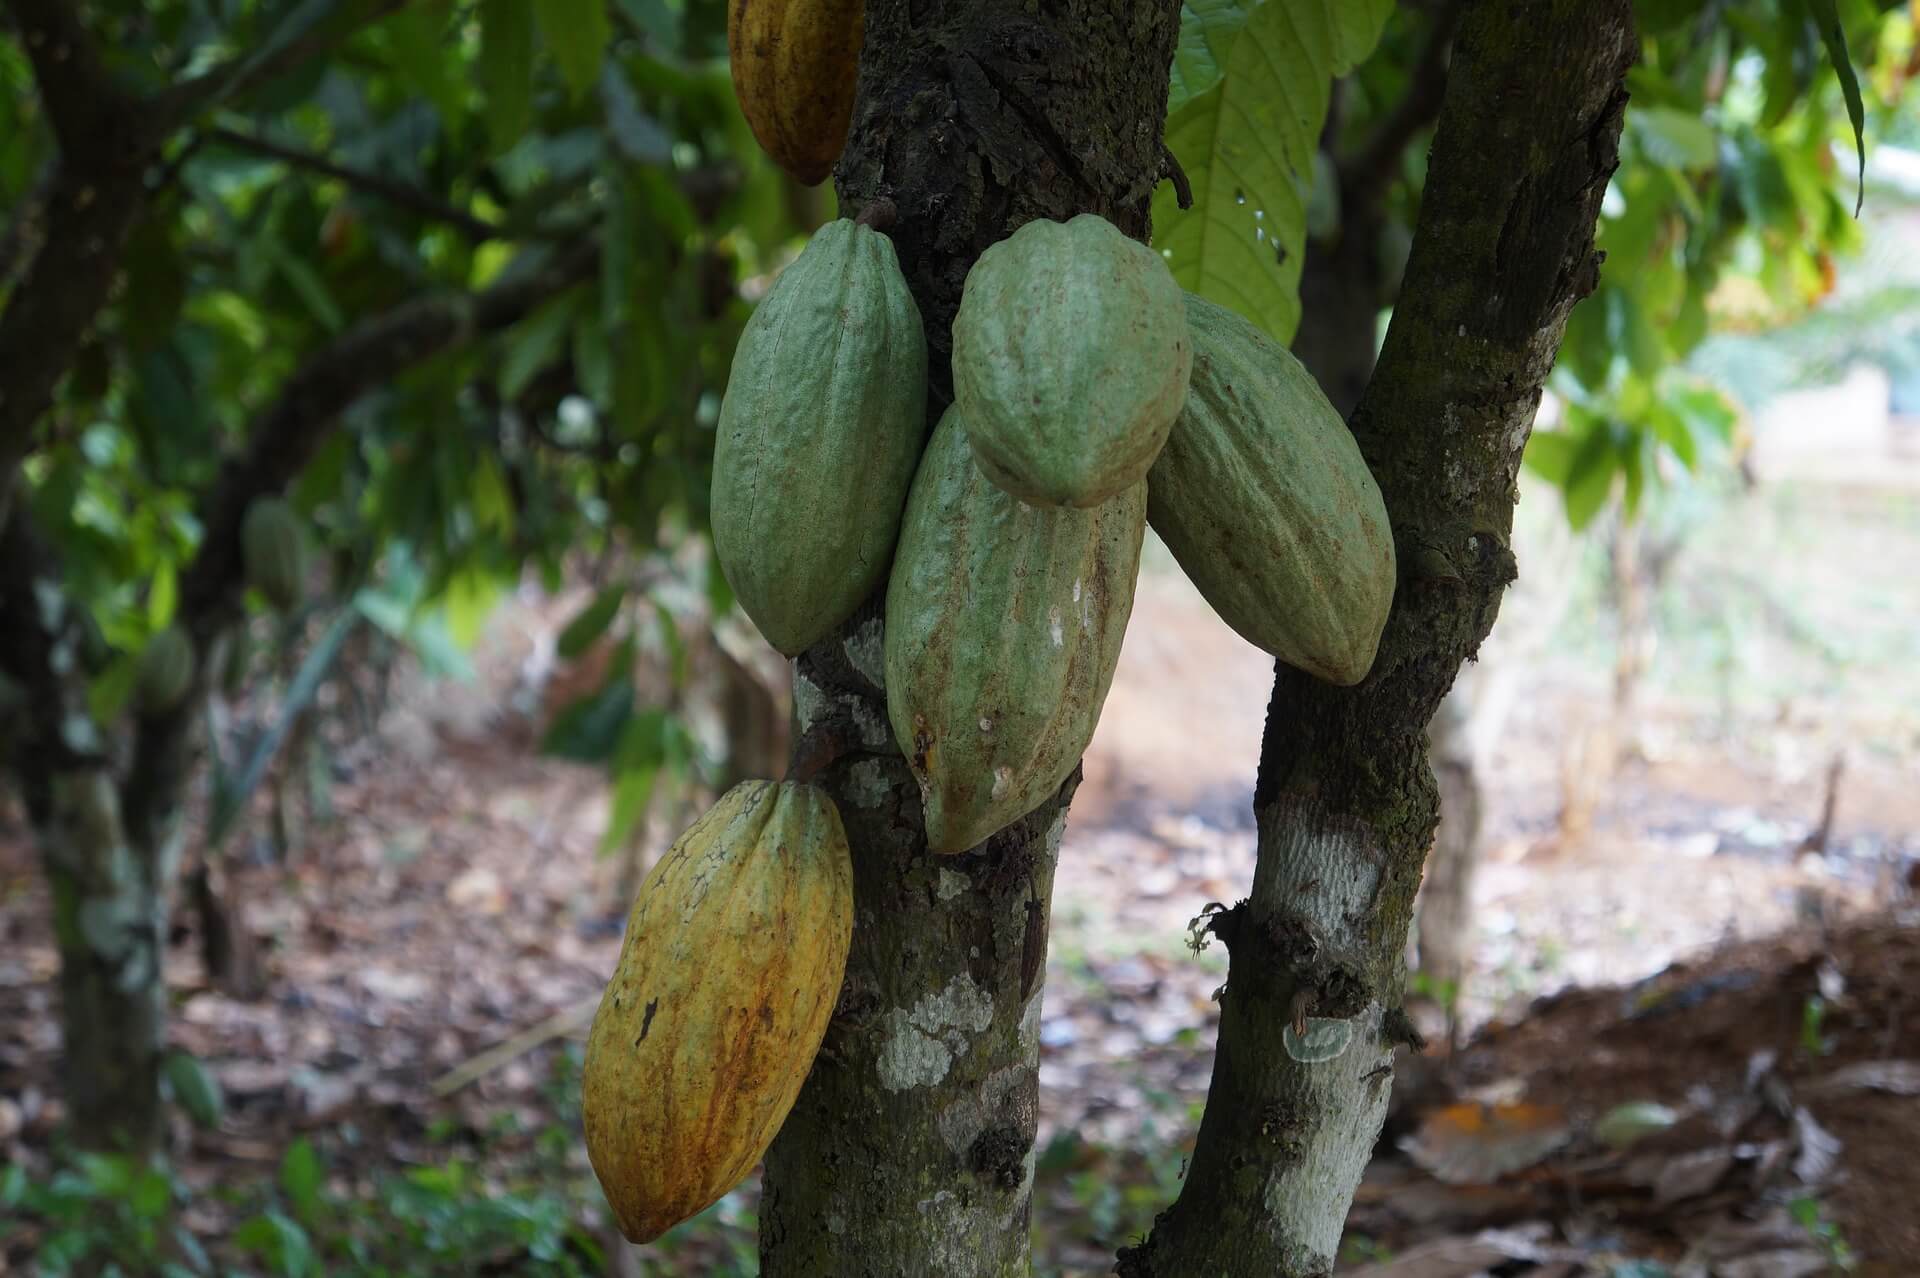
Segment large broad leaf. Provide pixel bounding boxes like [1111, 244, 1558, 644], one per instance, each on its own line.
[1153, 0, 1395, 344]
[478, 0, 536, 153]
[535, 0, 613, 100]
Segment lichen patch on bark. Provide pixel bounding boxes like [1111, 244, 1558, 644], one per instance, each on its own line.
[875, 974, 995, 1091]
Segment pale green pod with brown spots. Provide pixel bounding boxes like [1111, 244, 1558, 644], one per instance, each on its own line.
[1148, 292, 1397, 686]
[582, 780, 853, 1243]
[884, 404, 1145, 854]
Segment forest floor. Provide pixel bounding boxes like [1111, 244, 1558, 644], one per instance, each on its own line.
[2, 477, 1917, 1276]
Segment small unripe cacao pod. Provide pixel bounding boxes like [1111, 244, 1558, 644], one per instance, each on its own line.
[951, 213, 1191, 508]
[727, 0, 864, 186]
[583, 780, 854, 1243]
[241, 498, 306, 612]
[134, 627, 195, 715]
[711, 217, 927, 656]
[885, 405, 1145, 854]
[1148, 293, 1396, 685]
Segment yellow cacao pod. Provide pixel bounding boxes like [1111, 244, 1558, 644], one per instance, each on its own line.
[727, 0, 865, 186]
[582, 780, 854, 1243]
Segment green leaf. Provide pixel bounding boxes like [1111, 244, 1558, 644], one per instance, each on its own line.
[1808, 0, 1867, 215]
[499, 291, 581, 400]
[1167, 0, 1254, 114]
[1522, 430, 1581, 486]
[540, 642, 635, 761]
[280, 1138, 324, 1223]
[161, 1049, 225, 1129]
[1630, 106, 1719, 171]
[382, 4, 463, 123]
[233, 1210, 315, 1278]
[537, 0, 613, 99]
[479, 0, 537, 153]
[558, 587, 624, 659]
[1154, 0, 1393, 343]
[122, 217, 187, 353]
[1563, 425, 1619, 530]
[147, 560, 178, 631]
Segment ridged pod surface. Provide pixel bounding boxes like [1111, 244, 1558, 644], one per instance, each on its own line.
[727, 0, 864, 186]
[1149, 293, 1397, 686]
[583, 780, 854, 1243]
[711, 218, 927, 656]
[951, 213, 1191, 508]
[885, 405, 1145, 854]
[241, 498, 306, 612]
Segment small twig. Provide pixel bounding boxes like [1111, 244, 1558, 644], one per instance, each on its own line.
[1161, 143, 1193, 211]
[429, 998, 601, 1098]
[206, 126, 503, 241]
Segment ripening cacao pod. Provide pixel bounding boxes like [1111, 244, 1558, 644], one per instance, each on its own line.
[711, 217, 927, 656]
[134, 627, 194, 715]
[727, 0, 864, 186]
[1148, 293, 1396, 685]
[951, 213, 1191, 508]
[241, 498, 306, 612]
[885, 405, 1145, 854]
[583, 780, 854, 1243]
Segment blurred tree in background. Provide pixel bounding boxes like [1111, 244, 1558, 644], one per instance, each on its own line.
[0, 0, 810, 1158]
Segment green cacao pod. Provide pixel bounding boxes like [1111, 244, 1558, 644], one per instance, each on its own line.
[1148, 293, 1396, 686]
[583, 780, 854, 1243]
[951, 213, 1191, 508]
[885, 405, 1145, 854]
[241, 498, 306, 612]
[727, 0, 864, 186]
[134, 627, 194, 715]
[711, 218, 927, 656]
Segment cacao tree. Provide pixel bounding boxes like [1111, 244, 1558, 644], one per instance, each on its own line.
[2, 1, 1900, 1274]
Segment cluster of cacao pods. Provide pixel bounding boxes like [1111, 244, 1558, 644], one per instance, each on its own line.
[711, 208, 1395, 853]
[582, 206, 1398, 1243]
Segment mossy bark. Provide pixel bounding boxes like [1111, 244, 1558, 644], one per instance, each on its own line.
[757, 3, 1182, 1272]
[1120, 3, 1637, 1274]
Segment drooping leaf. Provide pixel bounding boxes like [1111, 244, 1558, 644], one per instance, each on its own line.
[536, 0, 613, 99]
[479, 0, 537, 153]
[557, 587, 624, 659]
[1807, 0, 1867, 215]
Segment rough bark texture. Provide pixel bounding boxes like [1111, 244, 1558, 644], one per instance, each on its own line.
[758, 4, 1182, 1273]
[1121, 3, 1635, 1274]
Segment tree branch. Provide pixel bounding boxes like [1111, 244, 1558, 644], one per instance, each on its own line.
[3, 0, 138, 153]
[153, 0, 412, 127]
[205, 127, 504, 242]
[0, 2, 159, 510]
[1339, 1, 1467, 211]
[1119, 1, 1637, 1273]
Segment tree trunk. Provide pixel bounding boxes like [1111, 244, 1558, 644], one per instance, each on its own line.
[758, 4, 1182, 1272]
[34, 770, 181, 1153]
[1121, 3, 1635, 1273]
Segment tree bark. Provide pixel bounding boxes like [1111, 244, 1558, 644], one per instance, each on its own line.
[1120, 3, 1635, 1274]
[758, 4, 1182, 1273]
